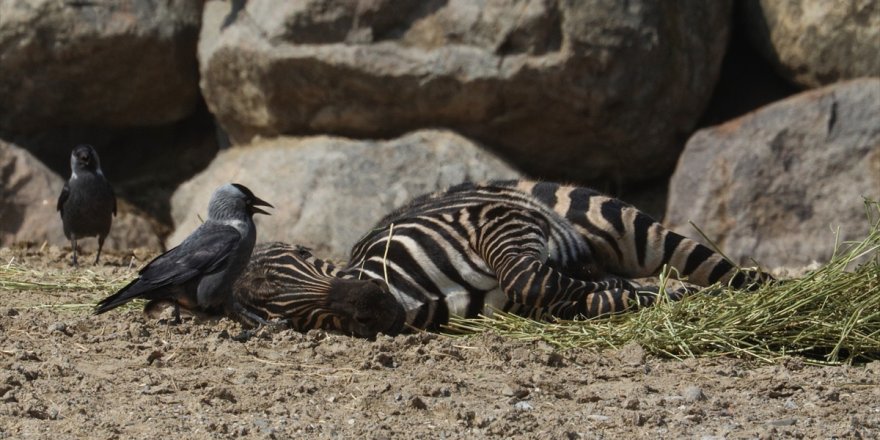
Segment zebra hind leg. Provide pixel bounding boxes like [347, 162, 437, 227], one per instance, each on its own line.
[544, 283, 701, 320]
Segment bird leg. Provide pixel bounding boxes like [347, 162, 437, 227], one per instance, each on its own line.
[231, 301, 274, 327]
[70, 237, 78, 267]
[231, 319, 289, 342]
[170, 303, 182, 325]
[95, 235, 106, 265]
[230, 301, 288, 342]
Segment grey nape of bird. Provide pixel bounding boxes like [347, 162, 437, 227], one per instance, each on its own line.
[57, 144, 117, 266]
[93, 183, 274, 326]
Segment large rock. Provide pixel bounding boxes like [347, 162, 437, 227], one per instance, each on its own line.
[1, 141, 164, 253]
[169, 130, 521, 258]
[0, 0, 201, 132]
[198, 0, 732, 184]
[6, 107, 220, 227]
[665, 78, 880, 268]
[742, 0, 880, 89]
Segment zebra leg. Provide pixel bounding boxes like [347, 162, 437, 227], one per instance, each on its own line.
[566, 194, 772, 289]
[471, 210, 630, 311]
[545, 285, 695, 320]
[502, 285, 667, 320]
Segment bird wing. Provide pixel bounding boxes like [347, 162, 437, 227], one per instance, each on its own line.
[138, 223, 241, 285]
[57, 182, 70, 213]
[94, 223, 241, 314]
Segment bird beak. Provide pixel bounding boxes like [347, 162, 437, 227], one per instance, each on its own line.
[250, 197, 274, 216]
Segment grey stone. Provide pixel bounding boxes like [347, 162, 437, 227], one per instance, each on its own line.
[514, 401, 534, 411]
[617, 342, 647, 366]
[0, 0, 202, 132]
[169, 130, 520, 259]
[682, 386, 706, 403]
[198, 0, 732, 184]
[1, 140, 66, 247]
[409, 396, 428, 410]
[742, 0, 880, 89]
[0, 140, 164, 252]
[666, 78, 880, 268]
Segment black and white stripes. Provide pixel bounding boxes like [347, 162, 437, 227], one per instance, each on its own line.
[233, 180, 770, 337]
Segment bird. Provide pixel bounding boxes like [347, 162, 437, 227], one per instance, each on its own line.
[94, 183, 274, 325]
[57, 144, 117, 266]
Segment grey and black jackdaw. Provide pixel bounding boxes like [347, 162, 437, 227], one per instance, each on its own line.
[94, 183, 273, 325]
[57, 144, 116, 266]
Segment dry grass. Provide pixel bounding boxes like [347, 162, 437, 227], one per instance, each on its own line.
[0, 258, 135, 311]
[447, 203, 880, 365]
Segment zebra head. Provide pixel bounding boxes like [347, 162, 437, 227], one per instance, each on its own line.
[325, 277, 406, 338]
[234, 242, 406, 338]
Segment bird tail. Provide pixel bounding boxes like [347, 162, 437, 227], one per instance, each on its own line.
[94, 278, 146, 315]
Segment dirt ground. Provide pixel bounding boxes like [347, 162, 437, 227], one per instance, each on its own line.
[1, 246, 878, 439]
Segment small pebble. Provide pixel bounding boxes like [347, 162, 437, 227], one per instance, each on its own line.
[409, 396, 427, 410]
[618, 342, 647, 366]
[514, 401, 534, 411]
[683, 386, 706, 402]
[631, 412, 646, 426]
[623, 398, 640, 410]
[502, 385, 529, 399]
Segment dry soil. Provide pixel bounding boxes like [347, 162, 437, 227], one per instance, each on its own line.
[1, 246, 878, 439]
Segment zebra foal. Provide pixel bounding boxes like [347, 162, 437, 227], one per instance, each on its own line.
[231, 180, 772, 338]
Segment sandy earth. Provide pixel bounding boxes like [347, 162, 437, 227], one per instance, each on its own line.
[0, 246, 878, 439]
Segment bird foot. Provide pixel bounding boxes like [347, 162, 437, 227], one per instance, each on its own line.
[231, 329, 257, 342]
[158, 317, 184, 326]
[231, 319, 290, 342]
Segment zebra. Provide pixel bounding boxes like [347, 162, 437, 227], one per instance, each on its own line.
[230, 180, 772, 338]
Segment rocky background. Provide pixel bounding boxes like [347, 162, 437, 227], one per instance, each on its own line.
[1, 0, 878, 267]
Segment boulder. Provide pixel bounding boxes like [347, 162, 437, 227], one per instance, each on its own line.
[1, 141, 164, 253]
[0, 0, 201, 132]
[7, 107, 220, 226]
[742, 0, 880, 89]
[198, 0, 732, 184]
[169, 130, 521, 258]
[665, 78, 880, 268]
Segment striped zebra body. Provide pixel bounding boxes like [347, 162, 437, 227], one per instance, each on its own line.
[234, 242, 406, 336]
[234, 180, 768, 337]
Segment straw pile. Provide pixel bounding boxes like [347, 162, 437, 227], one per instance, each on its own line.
[448, 203, 880, 365]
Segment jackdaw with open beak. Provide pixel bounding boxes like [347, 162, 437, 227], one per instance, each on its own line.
[57, 144, 116, 266]
[94, 183, 273, 325]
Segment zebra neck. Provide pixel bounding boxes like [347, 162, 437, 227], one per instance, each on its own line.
[337, 266, 377, 281]
[300, 253, 346, 279]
